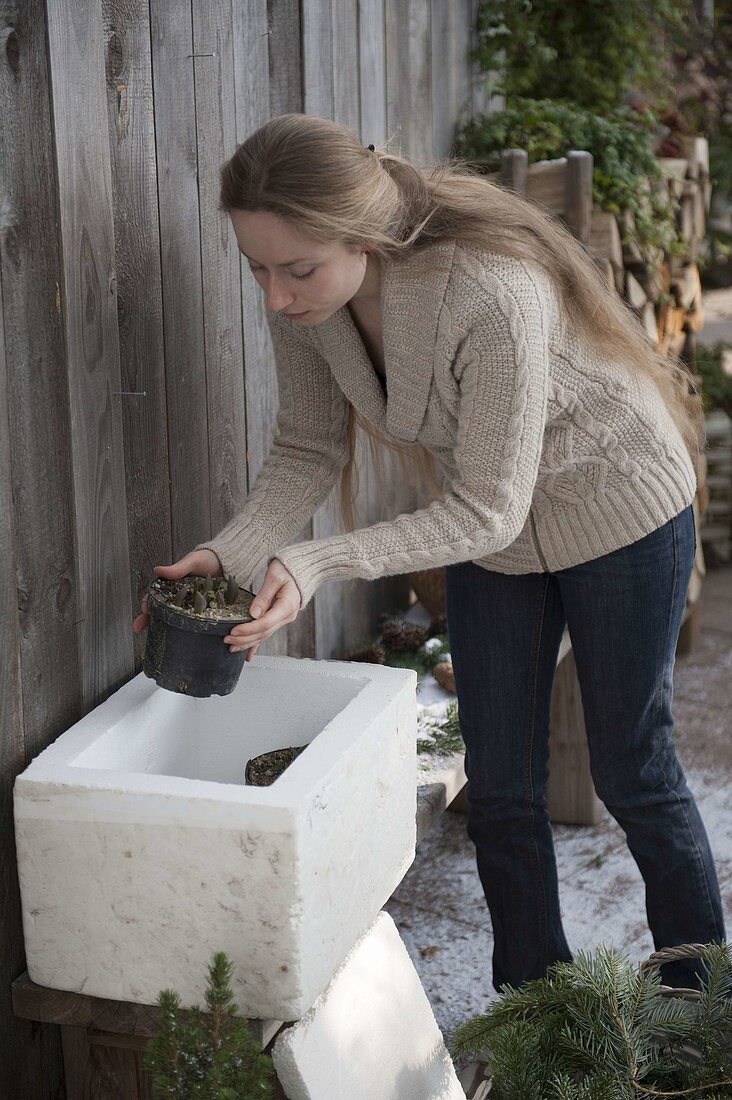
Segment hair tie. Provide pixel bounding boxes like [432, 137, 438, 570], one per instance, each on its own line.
[367, 144, 375, 152]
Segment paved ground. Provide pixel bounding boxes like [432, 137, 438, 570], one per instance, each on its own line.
[384, 561, 732, 1059]
[701, 286, 732, 345]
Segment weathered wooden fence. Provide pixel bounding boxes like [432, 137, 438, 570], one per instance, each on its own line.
[0, 1, 491, 1095]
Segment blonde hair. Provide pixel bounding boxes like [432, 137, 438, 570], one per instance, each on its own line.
[219, 112, 703, 533]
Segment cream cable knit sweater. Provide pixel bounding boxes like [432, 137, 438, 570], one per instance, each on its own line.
[194, 239, 697, 608]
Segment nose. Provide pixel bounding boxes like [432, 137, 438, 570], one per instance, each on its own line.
[261, 274, 297, 314]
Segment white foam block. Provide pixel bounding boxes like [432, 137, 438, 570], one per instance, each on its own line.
[272, 911, 466, 1099]
[13, 657, 417, 1019]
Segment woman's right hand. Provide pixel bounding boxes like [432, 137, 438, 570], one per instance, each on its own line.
[132, 550, 224, 634]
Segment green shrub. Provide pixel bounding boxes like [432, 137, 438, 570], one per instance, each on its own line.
[454, 97, 685, 267]
[471, 0, 690, 115]
[143, 951, 275, 1098]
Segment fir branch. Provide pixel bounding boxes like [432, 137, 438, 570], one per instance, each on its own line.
[416, 700, 465, 755]
[142, 951, 275, 1098]
[448, 945, 732, 1099]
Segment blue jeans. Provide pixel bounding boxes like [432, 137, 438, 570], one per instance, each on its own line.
[444, 504, 726, 993]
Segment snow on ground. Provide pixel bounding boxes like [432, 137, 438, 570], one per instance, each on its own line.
[386, 565, 732, 1060]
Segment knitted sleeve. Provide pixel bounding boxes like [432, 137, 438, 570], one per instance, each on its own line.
[192, 310, 350, 587]
[272, 264, 555, 608]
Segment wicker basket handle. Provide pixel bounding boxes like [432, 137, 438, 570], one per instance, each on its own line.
[639, 943, 712, 999]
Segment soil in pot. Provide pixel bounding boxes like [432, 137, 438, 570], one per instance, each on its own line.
[143, 573, 255, 698]
[244, 746, 309, 786]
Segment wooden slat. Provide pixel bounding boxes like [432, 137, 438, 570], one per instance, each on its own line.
[262, 0, 318, 659]
[100, 0, 173, 668]
[431, 0, 471, 157]
[12, 970, 284, 1048]
[0, 4, 74, 1095]
[61, 1025, 140, 1100]
[232, 0, 298, 659]
[47, 0, 134, 702]
[267, 0, 302, 119]
[501, 148, 528, 194]
[302, 0, 334, 119]
[192, 0, 247, 542]
[149, 0, 211, 563]
[526, 157, 568, 216]
[359, 0, 387, 146]
[565, 151, 593, 244]
[385, 0, 434, 164]
[333, 0, 360, 133]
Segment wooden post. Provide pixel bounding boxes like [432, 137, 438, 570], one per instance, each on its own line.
[449, 630, 603, 826]
[500, 148, 528, 194]
[547, 648, 602, 826]
[565, 150, 593, 244]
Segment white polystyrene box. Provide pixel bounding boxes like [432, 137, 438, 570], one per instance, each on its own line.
[272, 911, 466, 1099]
[13, 655, 417, 1020]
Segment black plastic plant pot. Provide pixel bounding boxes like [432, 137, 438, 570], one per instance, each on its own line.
[142, 578, 256, 698]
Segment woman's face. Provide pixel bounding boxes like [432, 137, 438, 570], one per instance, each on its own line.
[230, 209, 377, 324]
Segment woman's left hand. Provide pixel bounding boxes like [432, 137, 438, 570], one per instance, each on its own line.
[223, 558, 301, 662]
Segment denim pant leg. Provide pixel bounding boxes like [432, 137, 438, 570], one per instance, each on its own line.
[444, 562, 574, 992]
[555, 504, 726, 989]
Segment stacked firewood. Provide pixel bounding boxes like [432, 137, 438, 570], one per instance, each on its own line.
[588, 135, 711, 363]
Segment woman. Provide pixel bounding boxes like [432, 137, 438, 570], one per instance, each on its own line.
[132, 113, 725, 994]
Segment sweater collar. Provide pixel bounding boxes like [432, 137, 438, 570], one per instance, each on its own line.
[312, 238, 457, 443]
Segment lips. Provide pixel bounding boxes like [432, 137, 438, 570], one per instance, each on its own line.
[284, 310, 309, 318]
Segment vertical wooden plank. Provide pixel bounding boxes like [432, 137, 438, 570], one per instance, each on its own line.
[302, 0, 333, 119]
[501, 148, 528, 193]
[231, 0, 294, 658]
[192, 0, 247, 543]
[60, 1026, 141, 1099]
[0, 4, 76, 1094]
[100, 0, 173, 664]
[149, 0, 211, 562]
[385, 0, 434, 163]
[451, 0, 474, 135]
[357, 0, 416, 632]
[565, 150, 593, 244]
[46, 0, 134, 705]
[332, 0, 359, 131]
[302, 0, 344, 658]
[358, 0, 387, 145]
[264, 0, 318, 658]
[431, 0, 465, 157]
[267, 0, 302, 117]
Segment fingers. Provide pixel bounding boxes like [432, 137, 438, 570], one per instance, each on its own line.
[224, 590, 298, 652]
[248, 573, 281, 620]
[132, 551, 221, 636]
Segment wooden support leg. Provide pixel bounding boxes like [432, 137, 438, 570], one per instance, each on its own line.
[547, 649, 602, 826]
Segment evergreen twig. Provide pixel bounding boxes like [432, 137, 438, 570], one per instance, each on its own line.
[143, 950, 275, 1098]
[417, 700, 465, 756]
[448, 944, 732, 1099]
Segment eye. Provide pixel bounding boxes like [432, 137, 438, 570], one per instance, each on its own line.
[249, 266, 316, 280]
